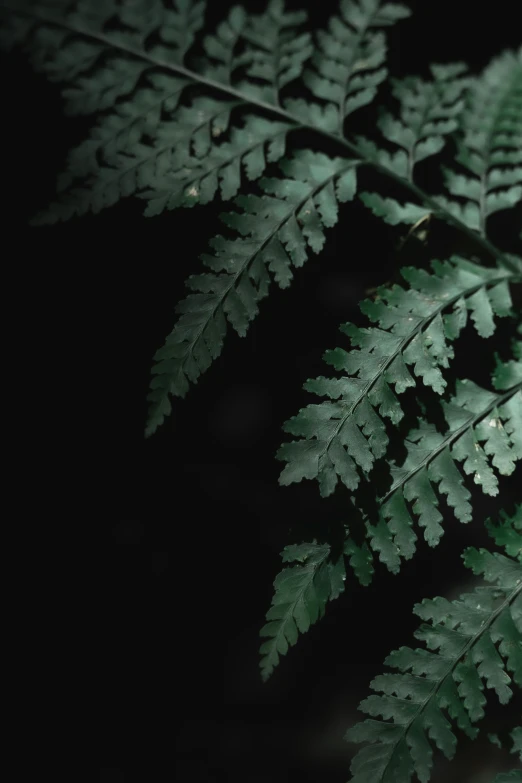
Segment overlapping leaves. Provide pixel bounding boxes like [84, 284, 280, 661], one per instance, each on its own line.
[146, 150, 359, 435]
[234, 0, 313, 104]
[434, 47, 522, 237]
[0, 0, 413, 227]
[345, 507, 522, 783]
[277, 255, 519, 497]
[260, 337, 520, 680]
[12, 0, 308, 222]
[354, 61, 470, 183]
[356, 48, 522, 240]
[368, 366, 521, 574]
[0, 0, 206, 112]
[300, 0, 410, 135]
[259, 532, 375, 680]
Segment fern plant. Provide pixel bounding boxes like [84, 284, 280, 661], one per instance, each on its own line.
[345, 507, 522, 783]
[2, 1, 520, 781]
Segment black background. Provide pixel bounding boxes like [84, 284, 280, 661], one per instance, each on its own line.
[2, 1, 521, 781]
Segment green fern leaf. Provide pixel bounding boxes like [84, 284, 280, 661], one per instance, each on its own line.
[345, 517, 522, 783]
[302, 0, 410, 134]
[138, 115, 292, 217]
[8, 0, 409, 226]
[369, 371, 522, 572]
[145, 150, 358, 435]
[277, 255, 519, 496]
[344, 537, 375, 586]
[2, 1, 206, 114]
[8, 0, 314, 223]
[259, 531, 376, 679]
[434, 47, 522, 236]
[356, 62, 470, 184]
[358, 193, 429, 225]
[259, 540, 343, 681]
[236, 0, 313, 103]
[198, 5, 247, 84]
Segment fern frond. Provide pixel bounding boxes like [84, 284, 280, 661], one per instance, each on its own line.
[345, 512, 522, 783]
[277, 255, 519, 496]
[353, 48, 522, 250]
[302, 0, 410, 135]
[434, 47, 522, 236]
[259, 540, 345, 681]
[259, 533, 374, 679]
[235, 0, 313, 104]
[259, 506, 521, 681]
[137, 115, 292, 217]
[354, 62, 470, 183]
[196, 4, 247, 84]
[1, 0, 206, 112]
[8, 0, 406, 225]
[145, 150, 359, 435]
[15, 0, 304, 222]
[363, 346, 522, 573]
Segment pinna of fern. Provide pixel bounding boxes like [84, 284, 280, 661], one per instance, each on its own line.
[360, 333, 522, 573]
[260, 340, 521, 680]
[2, 0, 520, 438]
[1, 0, 410, 222]
[277, 255, 521, 500]
[357, 45, 522, 238]
[143, 39, 521, 433]
[145, 150, 360, 435]
[344, 505, 521, 783]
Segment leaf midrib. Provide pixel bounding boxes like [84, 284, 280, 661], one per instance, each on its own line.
[153, 159, 359, 408]
[4, 2, 520, 274]
[317, 270, 519, 470]
[377, 577, 522, 783]
[379, 381, 522, 506]
[261, 548, 331, 679]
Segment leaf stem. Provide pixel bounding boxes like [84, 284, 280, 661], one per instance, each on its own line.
[5, 2, 520, 274]
[376, 578, 521, 783]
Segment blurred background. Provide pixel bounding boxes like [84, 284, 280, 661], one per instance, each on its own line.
[2, 0, 520, 780]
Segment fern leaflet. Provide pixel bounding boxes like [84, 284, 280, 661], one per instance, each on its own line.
[259, 540, 346, 681]
[146, 150, 358, 435]
[3, 0, 520, 437]
[355, 48, 522, 245]
[277, 255, 520, 497]
[345, 508, 522, 783]
[436, 48, 522, 236]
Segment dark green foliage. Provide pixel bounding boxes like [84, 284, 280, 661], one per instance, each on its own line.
[3, 0, 519, 435]
[277, 256, 519, 498]
[357, 49, 522, 241]
[345, 509, 522, 783]
[146, 150, 359, 435]
[354, 61, 471, 186]
[259, 540, 347, 681]
[259, 534, 374, 680]
[436, 49, 522, 237]
[301, 0, 410, 134]
[1, 2, 521, 780]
